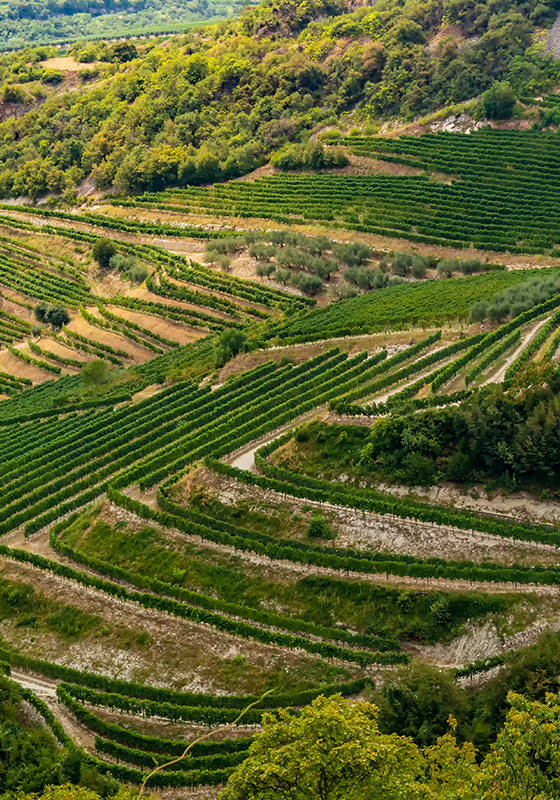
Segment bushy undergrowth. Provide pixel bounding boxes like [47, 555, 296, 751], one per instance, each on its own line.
[286, 374, 560, 490]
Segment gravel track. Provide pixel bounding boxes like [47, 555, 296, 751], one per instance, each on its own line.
[547, 13, 560, 56]
[480, 317, 549, 386]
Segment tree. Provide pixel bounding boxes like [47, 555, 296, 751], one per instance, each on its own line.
[82, 359, 110, 386]
[471, 301, 489, 323]
[298, 274, 323, 295]
[256, 262, 275, 277]
[34, 302, 49, 323]
[460, 259, 481, 275]
[215, 329, 247, 368]
[109, 253, 135, 273]
[274, 268, 291, 284]
[477, 691, 560, 799]
[92, 238, 118, 269]
[44, 306, 70, 329]
[16, 786, 126, 800]
[3, 84, 30, 103]
[217, 255, 231, 272]
[110, 253, 147, 283]
[392, 253, 413, 276]
[483, 81, 516, 120]
[509, 359, 555, 403]
[196, 146, 220, 183]
[470, 631, 560, 751]
[437, 259, 456, 278]
[34, 303, 69, 328]
[220, 694, 477, 800]
[111, 42, 137, 63]
[411, 256, 428, 279]
[376, 662, 468, 746]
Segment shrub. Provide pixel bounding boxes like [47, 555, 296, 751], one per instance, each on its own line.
[392, 253, 413, 276]
[298, 275, 323, 296]
[112, 42, 137, 62]
[410, 256, 428, 279]
[126, 264, 148, 283]
[308, 512, 335, 539]
[92, 238, 118, 269]
[437, 259, 457, 278]
[3, 84, 29, 103]
[215, 329, 247, 368]
[45, 306, 70, 329]
[82, 360, 110, 386]
[217, 255, 231, 272]
[41, 69, 64, 84]
[34, 302, 49, 323]
[483, 81, 516, 120]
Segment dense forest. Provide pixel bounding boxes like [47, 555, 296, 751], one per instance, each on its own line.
[0, 0, 559, 198]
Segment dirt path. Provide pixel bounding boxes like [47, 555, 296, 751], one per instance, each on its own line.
[9, 669, 96, 750]
[12, 669, 58, 698]
[0, 210, 193, 255]
[481, 317, 549, 386]
[226, 405, 327, 472]
[547, 12, 560, 56]
[361, 349, 459, 405]
[9, 663, 223, 798]
[0, 346, 58, 383]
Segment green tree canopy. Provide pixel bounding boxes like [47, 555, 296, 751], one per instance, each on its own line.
[44, 306, 71, 330]
[215, 329, 247, 368]
[477, 691, 560, 799]
[82, 359, 110, 386]
[92, 239, 118, 269]
[220, 693, 477, 800]
[483, 82, 516, 120]
[376, 662, 468, 746]
[221, 691, 560, 799]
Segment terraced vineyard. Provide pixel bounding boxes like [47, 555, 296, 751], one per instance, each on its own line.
[0, 212, 311, 396]
[4, 0, 560, 787]
[2, 138, 560, 796]
[111, 130, 560, 254]
[264, 269, 551, 342]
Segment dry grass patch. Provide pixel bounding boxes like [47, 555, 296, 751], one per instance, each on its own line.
[0, 347, 53, 383]
[108, 305, 205, 345]
[66, 315, 149, 362]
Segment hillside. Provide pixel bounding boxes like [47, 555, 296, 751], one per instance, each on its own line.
[0, 0, 244, 50]
[1, 0, 560, 797]
[0, 0, 558, 199]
